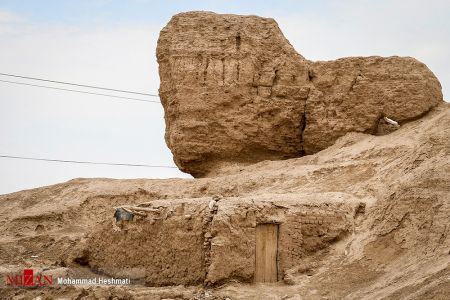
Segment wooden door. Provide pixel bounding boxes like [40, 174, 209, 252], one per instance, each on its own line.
[255, 223, 278, 282]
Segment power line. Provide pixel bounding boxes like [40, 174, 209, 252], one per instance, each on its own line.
[0, 155, 178, 169]
[0, 79, 161, 104]
[0, 72, 159, 97]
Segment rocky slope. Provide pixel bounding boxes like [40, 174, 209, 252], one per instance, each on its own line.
[0, 103, 448, 299]
[157, 12, 443, 177]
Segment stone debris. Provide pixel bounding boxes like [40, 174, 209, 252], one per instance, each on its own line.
[114, 207, 134, 222]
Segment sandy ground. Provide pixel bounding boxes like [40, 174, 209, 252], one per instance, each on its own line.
[0, 104, 448, 299]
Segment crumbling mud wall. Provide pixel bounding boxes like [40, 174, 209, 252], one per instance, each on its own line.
[206, 198, 354, 284]
[87, 199, 207, 286]
[0, 104, 448, 299]
[157, 11, 443, 177]
[305, 57, 443, 153]
[86, 196, 357, 286]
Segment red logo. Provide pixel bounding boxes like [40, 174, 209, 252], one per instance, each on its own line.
[5, 269, 53, 287]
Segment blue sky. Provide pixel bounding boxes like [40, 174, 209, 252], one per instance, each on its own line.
[0, 1, 320, 24]
[0, 0, 448, 194]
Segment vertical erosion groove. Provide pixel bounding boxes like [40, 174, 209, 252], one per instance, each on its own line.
[221, 58, 225, 85]
[236, 32, 241, 52]
[299, 84, 311, 156]
[203, 198, 219, 285]
[203, 58, 210, 83]
[236, 61, 240, 82]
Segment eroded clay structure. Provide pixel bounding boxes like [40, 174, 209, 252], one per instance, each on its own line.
[87, 195, 356, 285]
[157, 12, 443, 177]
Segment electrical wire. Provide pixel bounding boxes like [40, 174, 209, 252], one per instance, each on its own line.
[0, 79, 161, 104]
[0, 72, 159, 97]
[0, 155, 178, 168]
[0, 74, 170, 169]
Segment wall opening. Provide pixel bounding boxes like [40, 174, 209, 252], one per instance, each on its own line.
[255, 223, 279, 283]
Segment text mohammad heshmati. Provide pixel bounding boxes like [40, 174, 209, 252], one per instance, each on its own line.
[57, 277, 130, 285]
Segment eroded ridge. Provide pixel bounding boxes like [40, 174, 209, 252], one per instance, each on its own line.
[157, 11, 443, 177]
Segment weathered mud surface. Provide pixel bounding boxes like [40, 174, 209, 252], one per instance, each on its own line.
[1, 104, 448, 299]
[157, 12, 443, 177]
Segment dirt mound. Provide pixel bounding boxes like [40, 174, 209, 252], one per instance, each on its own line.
[157, 11, 443, 177]
[1, 103, 448, 299]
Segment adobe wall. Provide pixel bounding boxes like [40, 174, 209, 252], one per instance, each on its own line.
[157, 12, 443, 177]
[87, 198, 208, 286]
[85, 195, 357, 286]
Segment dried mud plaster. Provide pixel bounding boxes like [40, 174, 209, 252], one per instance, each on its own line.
[86, 196, 355, 286]
[157, 11, 443, 177]
[1, 104, 449, 299]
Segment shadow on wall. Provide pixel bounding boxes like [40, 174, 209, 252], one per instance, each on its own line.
[81, 196, 357, 286]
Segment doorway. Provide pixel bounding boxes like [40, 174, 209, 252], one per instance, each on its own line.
[255, 223, 279, 282]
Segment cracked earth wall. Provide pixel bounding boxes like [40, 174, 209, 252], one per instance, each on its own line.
[157, 11, 443, 177]
[85, 197, 355, 286]
[0, 104, 448, 299]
